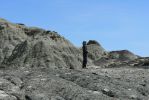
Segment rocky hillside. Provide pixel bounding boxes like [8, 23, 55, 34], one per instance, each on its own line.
[0, 18, 89, 69]
[0, 18, 149, 100]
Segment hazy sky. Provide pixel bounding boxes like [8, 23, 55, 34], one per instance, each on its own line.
[0, 0, 149, 56]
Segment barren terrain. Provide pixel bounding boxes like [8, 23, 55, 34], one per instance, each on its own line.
[0, 18, 149, 100]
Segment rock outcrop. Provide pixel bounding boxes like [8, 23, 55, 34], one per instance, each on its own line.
[0, 18, 85, 69]
[86, 40, 108, 60]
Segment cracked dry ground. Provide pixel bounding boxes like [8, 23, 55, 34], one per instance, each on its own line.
[0, 67, 148, 100]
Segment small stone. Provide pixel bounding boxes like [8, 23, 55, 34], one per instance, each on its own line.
[93, 91, 101, 94]
[103, 88, 109, 92]
[65, 73, 71, 75]
[41, 78, 46, 81]
[51, 96, 65, 100]
[27, 86, 32, 89]
[130, 95, 137, 99]
[55, 74, 60, 77]
[102, 88, 116, 97]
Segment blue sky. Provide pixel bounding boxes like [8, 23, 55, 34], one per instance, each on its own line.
[0, 0, 149, 56]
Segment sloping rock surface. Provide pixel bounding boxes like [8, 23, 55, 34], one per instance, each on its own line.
[0, 18, 85, 69]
